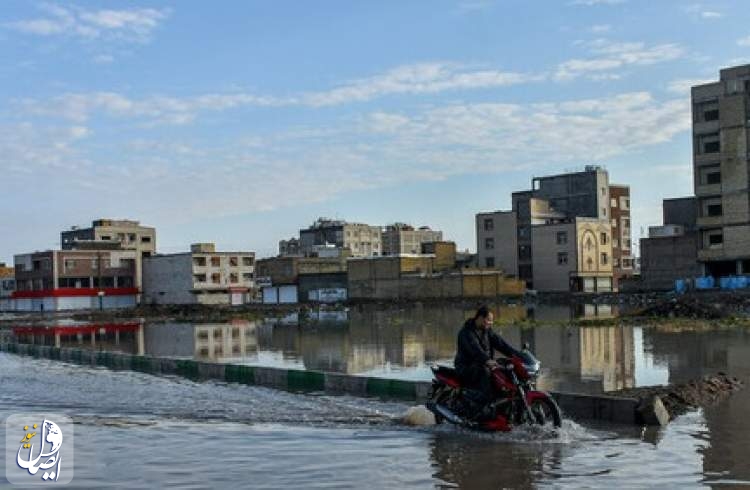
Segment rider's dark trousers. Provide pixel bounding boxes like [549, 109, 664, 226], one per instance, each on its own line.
[457, 364, 493, 402]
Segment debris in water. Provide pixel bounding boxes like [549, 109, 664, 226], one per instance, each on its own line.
[401, 406, 436, 426]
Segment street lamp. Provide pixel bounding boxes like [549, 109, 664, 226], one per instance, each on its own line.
[97, 290, 105, 311]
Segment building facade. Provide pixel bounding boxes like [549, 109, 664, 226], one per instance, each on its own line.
[12, 250, 138, 311]
[278, 238, 301, 257]
[691, 65, 750, 276]
[477, 167, 629, 291]
[381, 223, 442, 256]
[0, 264, 15, 310]
[475, 211, 518, 273]
[299, 218, 382, 257]
[609, 185, 634, 288]
[142, 243, 255, 305]
[61, 219, 156, 290]
[531, 218, 614, 293]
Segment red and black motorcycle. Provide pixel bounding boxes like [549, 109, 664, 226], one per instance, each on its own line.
[425, 348, 562, 432]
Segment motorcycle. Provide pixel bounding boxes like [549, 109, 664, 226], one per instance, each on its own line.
[425, 348, 562, 432]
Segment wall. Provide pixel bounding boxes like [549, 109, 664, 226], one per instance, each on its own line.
[142, 254, 195, 304]
[298, 273, 348, 301]
[640, 233, 702, 290]
[476, 211, 518, 273]
[531, 222, 577, 292]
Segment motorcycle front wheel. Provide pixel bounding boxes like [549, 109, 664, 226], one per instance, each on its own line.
[524, 396, 562, 428]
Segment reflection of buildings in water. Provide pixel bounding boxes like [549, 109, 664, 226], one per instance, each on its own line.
[526, 325, 635, 393]
[11, 323, 144, 355]
[193, 320, 258, 361]
[578, 326, 635, 391]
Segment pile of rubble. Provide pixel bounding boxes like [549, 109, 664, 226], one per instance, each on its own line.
[611, 373, 744, 424]
[633, 297, 727, 320]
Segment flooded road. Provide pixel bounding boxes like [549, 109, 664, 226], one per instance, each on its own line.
[1, 352, 745, 488]
[4, 303, 750, 487]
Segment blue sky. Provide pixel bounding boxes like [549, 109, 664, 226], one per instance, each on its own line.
[1, 0, 749, 262]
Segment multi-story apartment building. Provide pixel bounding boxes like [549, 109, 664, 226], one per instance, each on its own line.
[477, 167, 629, 291]
[609, 185, 634, 287]
[61, 219, 156, 289]
[475, 211, 518, 272]
[299, 218, 382, 257]
[142, 243, 255, 305]
[381, 223, 443, 255]
[12, 249, 138, 311]
[691, 65, 750, 276]
[279, 238, 301, 256]
[531, 218, 614, 293]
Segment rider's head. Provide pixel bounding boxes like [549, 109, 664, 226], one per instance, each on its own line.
[473, 305, 493, 330]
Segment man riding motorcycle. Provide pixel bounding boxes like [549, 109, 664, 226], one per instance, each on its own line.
[454, 305, 522, 420]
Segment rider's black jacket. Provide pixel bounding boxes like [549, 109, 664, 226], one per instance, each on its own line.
[454, 319, 520, 374]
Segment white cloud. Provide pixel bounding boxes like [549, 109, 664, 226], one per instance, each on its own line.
[92, 54, 115, 64]
[590, 24, 612, 33]
[738, 36, 750, 47]
[6, 4, 170, 43]
[457, 0, 496, 11]
[20, 62, 541, 123]
[666, 78, 714, 94]
[700, 11, 722, 18]
[302, 62, 538, 106]
[685, 4, 723, 19]
[556, 40, 684, 80]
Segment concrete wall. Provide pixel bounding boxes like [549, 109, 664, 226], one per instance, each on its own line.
[143, 254, 195, 305]
[298, 273, 348, 301]
[476, 211, 518, 273]
[664, 197, 698, 230]
[532, 222, 577, 292]
[640, 233, 701, 290]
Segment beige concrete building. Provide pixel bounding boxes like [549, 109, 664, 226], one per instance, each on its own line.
[475, 211, 518, 273]
[531, 218, 613, 293]
[381, 223, 442, 255]
[299, 218, 382, 257]
[61, 219, 156, 290]
[692, 65, 750, 276]
[142, 243, 255, 305]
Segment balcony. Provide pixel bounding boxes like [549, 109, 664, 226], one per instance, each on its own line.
[695, 183, 722, 197]
[693, 120, 719, 136]
[696, 216, 723, 228]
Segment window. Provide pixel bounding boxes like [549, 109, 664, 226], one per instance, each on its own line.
[230, 273, 239, 283]
[623, 239, 631, 249]
[622, 218, 630, 229]
[624, 199, 630, 210]
[128, 234, 136, 241]
[613, 258, 620, 268]
[485, 238, 494, 250]
[194, 274, 206, 283]
[699, 133, 720, 154]
[210, 256, 221, 267]
[704, 109, 719, 121]
[141, 236, 152, 243]
[484, 218, 494, 231]
[518, 226, 530, 240]
[485, 257, 495, 267]
[601, 187, 606, 196]
[242, 257, 254, 266]
[601, 253, 608, 265]
[601, 207, 607, 217]
[211, 273, 221, 284]
[557, 252, 568, 265]
[229, 256, 238, 267]
[242, 273, 253, 282]
[194, 256, 206, 267]
[700, 165, 721, 185]
[613, 239, 619, 249]
[600, 232, 608, 245]
[101, 235, 111, 241]
[706, 229, 723, 247]
[556, 231, 567, 245]
[611, 219, 617, 228]
[610, 198, 617, 208]
[701, 197, 723, 217]
[64, 259, 76, 271]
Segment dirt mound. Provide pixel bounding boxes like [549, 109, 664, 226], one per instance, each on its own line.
[610, 373, 744, 420]
[633, 297, 727, 320]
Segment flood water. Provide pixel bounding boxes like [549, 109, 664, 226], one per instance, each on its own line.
[3, 303, 750, 487]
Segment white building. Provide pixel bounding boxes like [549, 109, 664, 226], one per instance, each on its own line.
[143, 243, 255, 305]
